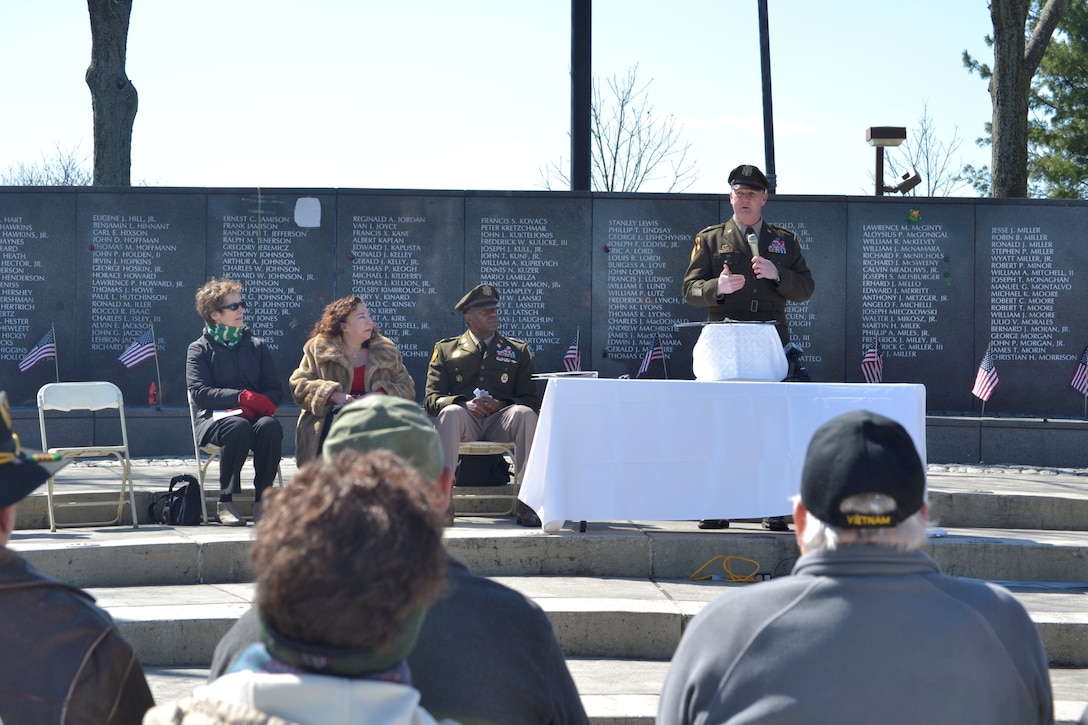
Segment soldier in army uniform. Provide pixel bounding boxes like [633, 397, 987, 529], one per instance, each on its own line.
[681, 164, 814, 346]
[682, 165, 815, 532]
[424, 284, 542, 527]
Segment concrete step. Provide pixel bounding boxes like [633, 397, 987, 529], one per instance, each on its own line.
[15, 517, 1088, 587]
[141, 663, 1088, 725]
[20, 458, 1088, 533]
[14, 458, 519, 529]
[85, 576, 1088, 667]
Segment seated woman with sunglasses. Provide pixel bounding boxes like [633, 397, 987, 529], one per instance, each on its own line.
[186, 277, 283, 527]
[289, 295, 415, 465]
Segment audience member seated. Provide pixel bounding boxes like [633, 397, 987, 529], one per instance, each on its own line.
[209, 396, 589, 725]
[657, 409, 1054, 725]
[146, 449, 454, 724]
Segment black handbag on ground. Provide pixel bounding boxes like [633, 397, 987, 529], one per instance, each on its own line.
[454, 454, 511, 487]
[148, 474, 203, 526]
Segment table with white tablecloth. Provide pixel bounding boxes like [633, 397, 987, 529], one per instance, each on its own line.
[518, 378, 927, 533]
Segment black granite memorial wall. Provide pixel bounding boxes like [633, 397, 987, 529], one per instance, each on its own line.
[4, 188, 1088, 449]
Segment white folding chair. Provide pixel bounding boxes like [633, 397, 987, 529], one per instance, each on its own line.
[37, 382, 138, 531]
[187, 390, 283, 524]
[453, 441, 519, 516]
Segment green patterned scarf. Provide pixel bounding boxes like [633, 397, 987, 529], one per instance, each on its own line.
[205, 323, 244, 349]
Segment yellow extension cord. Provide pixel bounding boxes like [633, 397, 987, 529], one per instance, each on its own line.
[690, 554, 762, 583]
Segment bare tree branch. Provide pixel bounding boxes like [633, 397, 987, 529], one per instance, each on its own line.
[540, 64, 699, 192]
[886, 103, 971, 197]
[1, 143, 93, 186]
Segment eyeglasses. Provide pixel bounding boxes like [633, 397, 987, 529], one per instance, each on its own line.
[219, 301, 247, 311]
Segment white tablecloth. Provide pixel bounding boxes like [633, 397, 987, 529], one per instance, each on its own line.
[518, 378, 927, 533]
[692, 323, 787, 381]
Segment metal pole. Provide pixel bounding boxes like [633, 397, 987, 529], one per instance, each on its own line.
[875, 148, 885, 196]
[570, 0, 592, 191]
[757, 0, 776, 192]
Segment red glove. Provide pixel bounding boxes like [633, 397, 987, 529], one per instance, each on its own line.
[237, 404, 258, 421]
[239, 390, 277, 417]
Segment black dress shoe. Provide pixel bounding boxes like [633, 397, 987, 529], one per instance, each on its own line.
[516, 501, 541, 528]
[698, 519, 730, 529]
[762, 516, 789, 532]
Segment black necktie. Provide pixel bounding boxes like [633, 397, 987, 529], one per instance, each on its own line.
[478, 341, 487, 358]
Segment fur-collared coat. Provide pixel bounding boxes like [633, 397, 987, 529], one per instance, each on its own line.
[290, 332, 415, 464]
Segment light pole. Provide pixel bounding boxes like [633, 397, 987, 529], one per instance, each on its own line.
[865, 126, 906, 196]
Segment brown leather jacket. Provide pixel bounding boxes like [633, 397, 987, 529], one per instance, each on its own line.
[0, 548, 154, 724]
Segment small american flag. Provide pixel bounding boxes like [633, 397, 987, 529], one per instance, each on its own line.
[971, 345, 999, 402]
[637, 345, 664, 378]
[860, 339, 883, 384]
[563, 332, 581, 372]
[119, 328, 157, 368]
[1071, 345, 1088, 396]
[18, 328, 56, 372]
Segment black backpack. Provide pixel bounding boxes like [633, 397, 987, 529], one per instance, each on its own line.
[148, 474, 203, 526]
[454, 454, 511, 487]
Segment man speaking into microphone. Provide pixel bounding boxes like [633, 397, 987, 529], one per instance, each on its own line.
[681, 164, 814, 346]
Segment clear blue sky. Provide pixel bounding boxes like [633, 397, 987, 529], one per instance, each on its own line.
[2, 1, 994, 196]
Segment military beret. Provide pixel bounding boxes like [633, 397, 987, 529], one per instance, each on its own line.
[728, 164, 770, 191]
[455, 284, 500, 313]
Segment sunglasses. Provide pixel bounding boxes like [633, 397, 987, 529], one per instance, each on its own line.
[218, 301, 247, 311]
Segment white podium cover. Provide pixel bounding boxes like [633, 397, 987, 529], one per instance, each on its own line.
[519, 378, 927, 533]
[692, 323, 787, 381]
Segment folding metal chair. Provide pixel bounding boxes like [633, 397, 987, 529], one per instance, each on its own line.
[37, 381, 138, 531]
[453, 441, 519, 516]
[187, 390, 282, 524]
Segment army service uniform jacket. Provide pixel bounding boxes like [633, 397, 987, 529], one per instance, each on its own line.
[681, 219, 814, 344]
[425, 331, 541, 416]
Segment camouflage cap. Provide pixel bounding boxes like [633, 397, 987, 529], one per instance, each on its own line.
[322, 396, 445, 481]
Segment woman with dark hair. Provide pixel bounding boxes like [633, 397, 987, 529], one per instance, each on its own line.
[186, 277, 283, 527]
[290, 295, 415, 464]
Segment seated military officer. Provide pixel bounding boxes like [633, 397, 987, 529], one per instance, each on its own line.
[424, 283, 542, 527]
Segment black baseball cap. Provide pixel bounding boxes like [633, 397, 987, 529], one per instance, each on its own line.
[800, 410, 925, 529]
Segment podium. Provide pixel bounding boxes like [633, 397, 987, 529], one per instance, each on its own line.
[692, 322, 787, 382]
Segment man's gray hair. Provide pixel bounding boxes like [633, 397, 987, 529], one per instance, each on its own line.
[798, 492, 927, 552]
